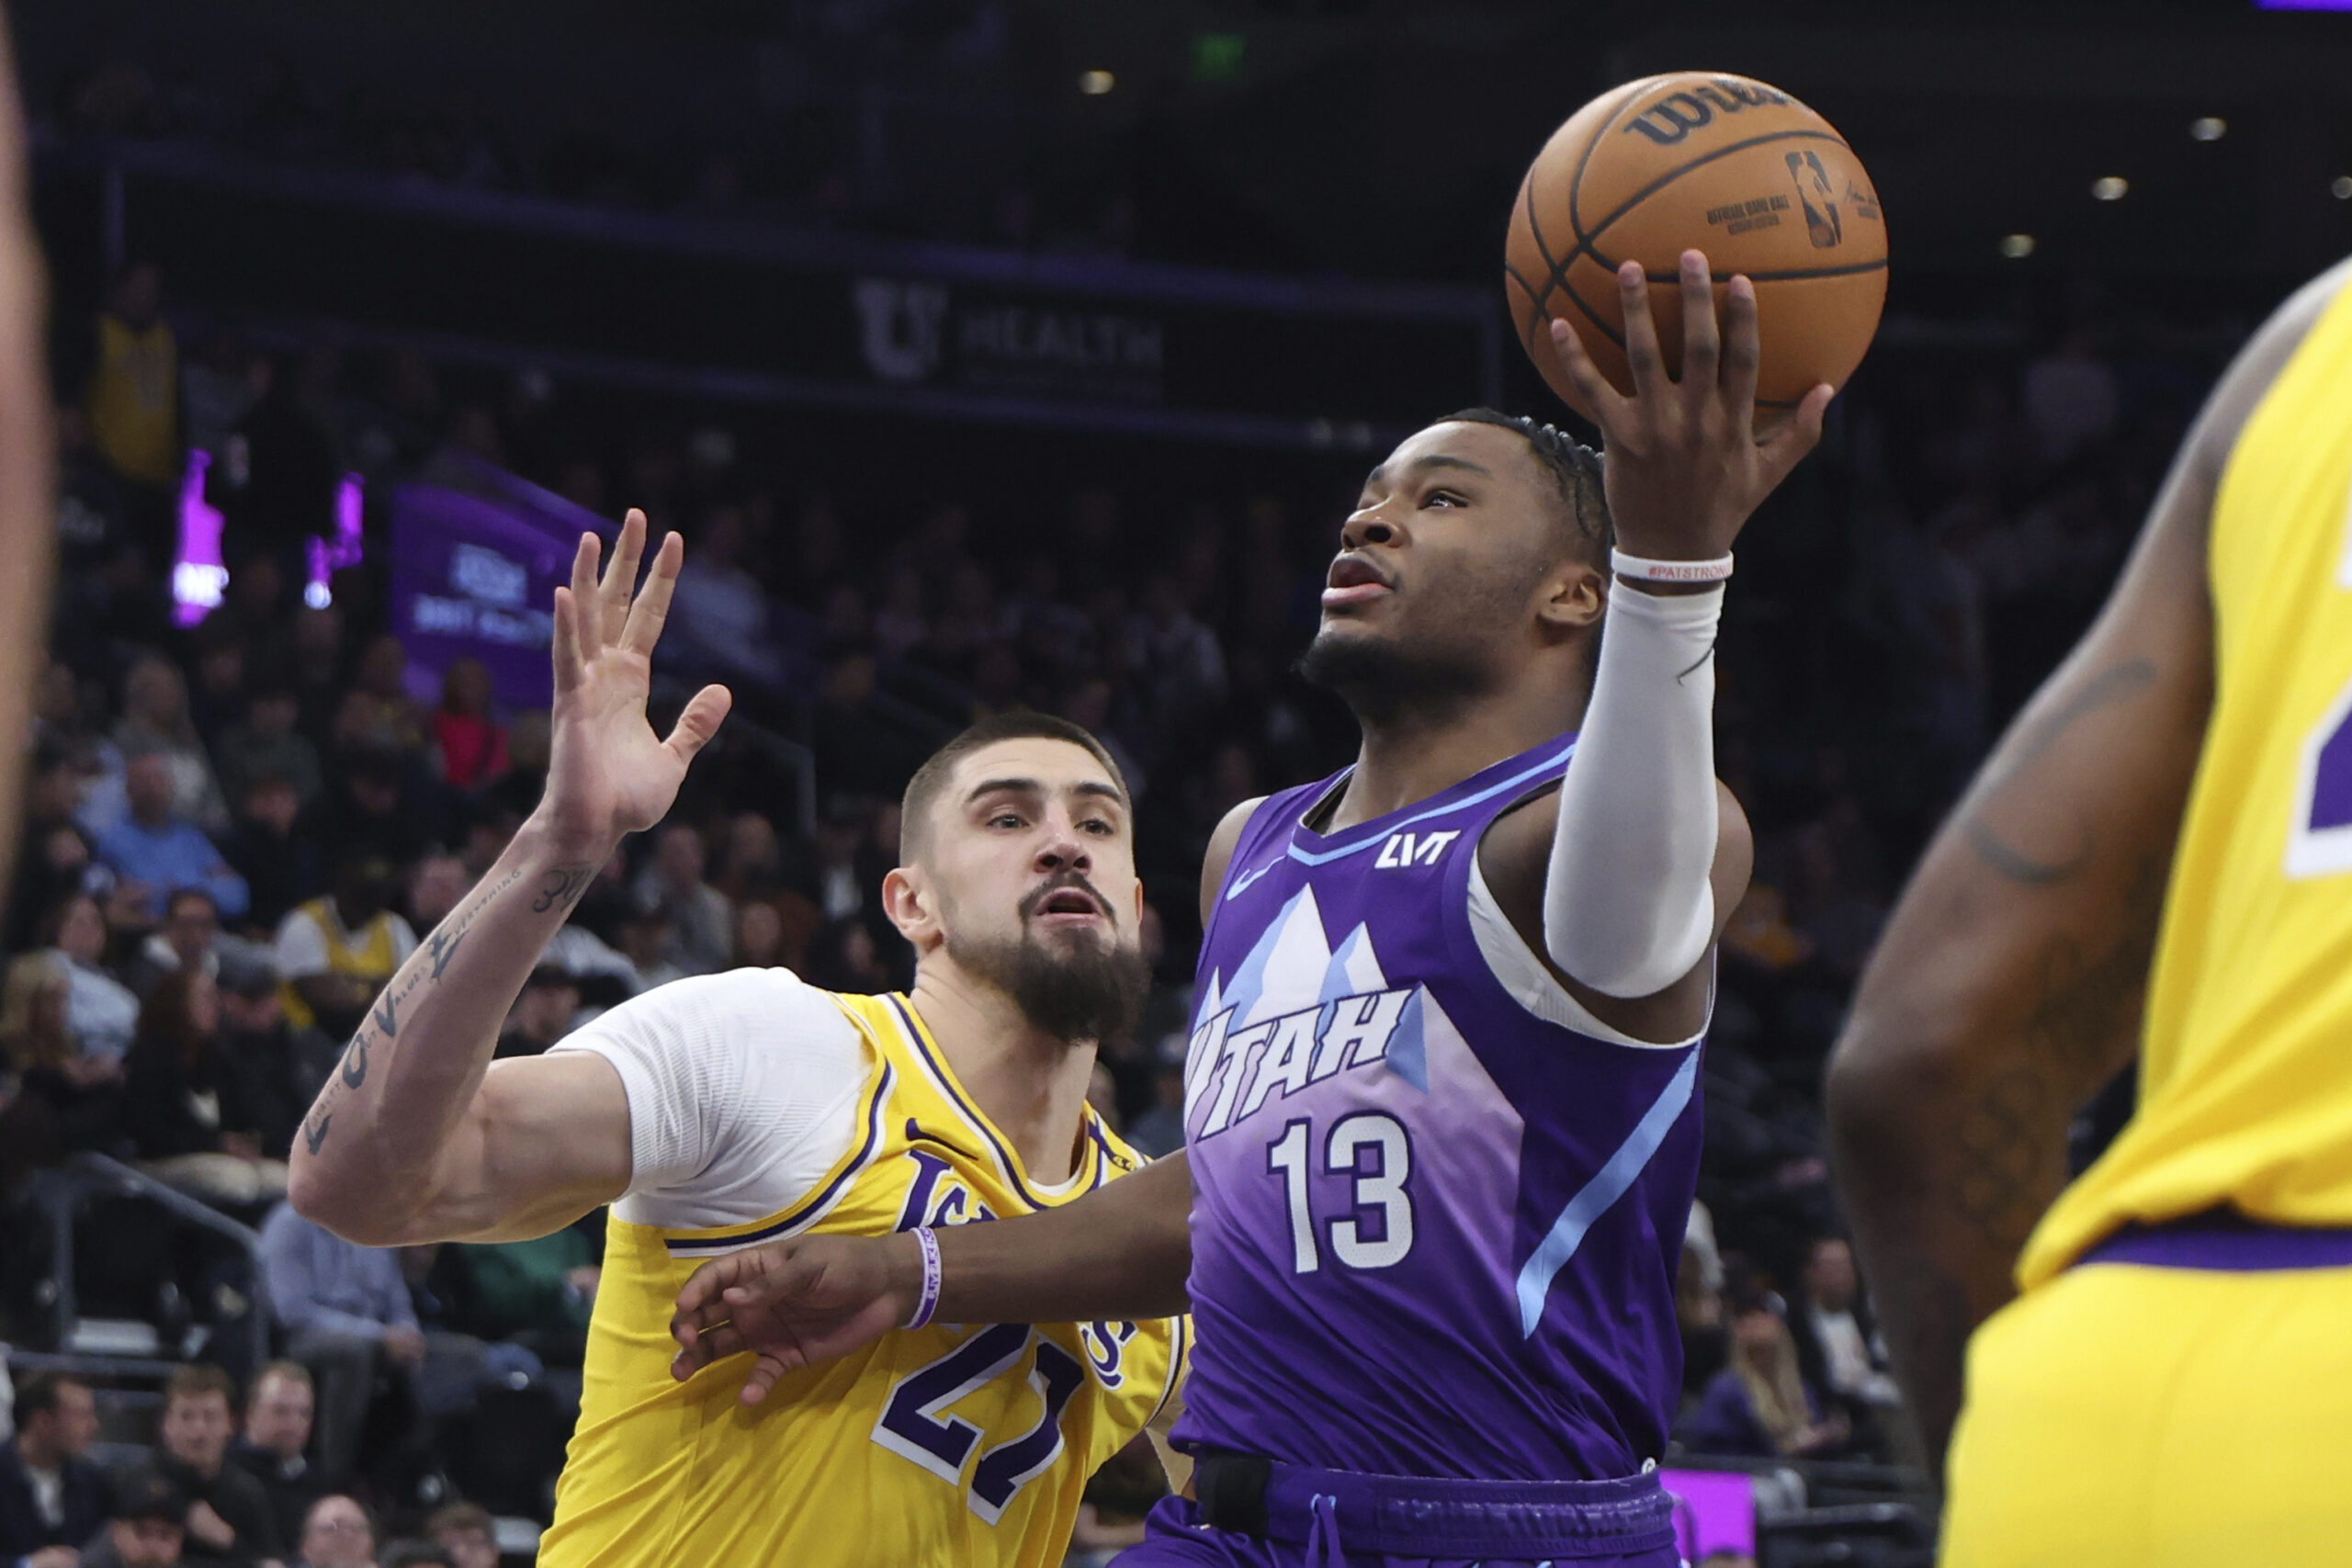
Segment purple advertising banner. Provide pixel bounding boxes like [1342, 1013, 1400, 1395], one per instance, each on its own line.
[389, 467, 604, 713]
[1661, 1468, 1758, 1560]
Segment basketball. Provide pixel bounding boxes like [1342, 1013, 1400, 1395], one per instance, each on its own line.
[1505, 72, 1887, 420]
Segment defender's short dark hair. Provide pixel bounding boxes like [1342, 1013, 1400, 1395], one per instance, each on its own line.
[899, 713, 1131, 864]
[15, 1371, 85, 1422]
[164, 1363, 236, 1412]
[1441, 407, 1611, 560]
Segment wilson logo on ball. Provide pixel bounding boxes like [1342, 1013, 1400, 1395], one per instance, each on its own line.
[1619, 78, 1794, 146]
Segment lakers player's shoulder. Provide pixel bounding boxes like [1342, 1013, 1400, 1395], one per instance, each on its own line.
[2192, 256, 2352, 483]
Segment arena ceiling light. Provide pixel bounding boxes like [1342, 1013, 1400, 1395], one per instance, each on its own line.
[2092, 176, 2130, 201]
[2000, 233, 2037, 259]
[1080, 69, 1116, 95]
[2335, 176, 2352, 201]
[2189, 117, 2227, 142]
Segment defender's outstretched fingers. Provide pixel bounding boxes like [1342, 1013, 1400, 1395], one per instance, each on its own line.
[1548, 319, 1627, 425]
[1617, 260, 1667, 395]
[621, 530, 685, 656]
[1721, 275, 1764, 436]
[569, 531, 605, 653]
[663, 683, 732, 768]
[551, 587, 584, 694]
[1679, 251, 1720, 395]
[600, 509, 647, 644]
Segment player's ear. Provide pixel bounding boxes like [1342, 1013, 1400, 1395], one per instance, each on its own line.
[1535, 558, 1605, 635]
[881, 865, 940, 948]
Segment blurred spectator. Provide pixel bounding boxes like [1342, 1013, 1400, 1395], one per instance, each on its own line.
[6, 740, 98, 953]
[116, 661, 231, 836]
[121, 968, 290, 1210]
[1675, 1285, 1847, 1461]
[220, 775, 325, 936]
[1123, 1034, 1187, 1159]
[667, 505, 786, 686]
[79, 1466, 185, 1568]
[228, 1363, 322, 1552]
[45, 893, 141, 1063]
[494, 968, 580, 1059]
[304, 748, 430, 872]
[260, 1202, 512, 1492]
[403, 855, 469, 938]
[94, 754, 250, 927]
[0, 1372, 110, 1568]
[729, 898, 793, 971]
[611, 899, 683, 994]
[213, 689, 324, 816]
[1790, 1234, 1904, 1448]
[273, 853, 416, 1037]
[428, 660, 507, 790]
[632, 825, 729, 976]
[216, 964, 309, 1159]
[448, 1221, 598, 1369]
[710, 811, 781, 906]
[77, 262, 180, 558]
[187, 637, 250, 755]
[376, 1544, 452, 1568]
[128, 889, 226, 997]
[258, 1204, 416, 1486]
[422, 1504, 495, 1568]
[3, 948, 125, 1119]
[289, 1495, 371, 1568]
[802, 917, 893, 996]
[149, 1367, 282, 1568]
[2021, 328, 2118, 465]
[209, 355, 338, 582]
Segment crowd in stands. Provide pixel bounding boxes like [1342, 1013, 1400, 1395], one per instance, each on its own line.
[0, 180, 2228, 1560]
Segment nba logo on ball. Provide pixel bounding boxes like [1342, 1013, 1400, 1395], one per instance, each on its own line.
[1504, 71, 1888, 421]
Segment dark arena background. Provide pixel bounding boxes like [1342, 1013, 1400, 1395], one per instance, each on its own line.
[5, 1, 2352, 1564]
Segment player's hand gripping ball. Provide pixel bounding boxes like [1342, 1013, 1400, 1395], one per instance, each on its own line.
[1506, 72, 1887, 423]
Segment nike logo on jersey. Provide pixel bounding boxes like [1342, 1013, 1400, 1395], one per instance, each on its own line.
[1374, 829, 1459, 869]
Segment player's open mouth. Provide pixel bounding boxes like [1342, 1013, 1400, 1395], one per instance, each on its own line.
[1029, 886, 1108, 925]
[1322, 554, 1394, 608]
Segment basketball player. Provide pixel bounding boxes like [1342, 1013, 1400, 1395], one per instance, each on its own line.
[286, 512, 1182, 1567]
[1826, 263, 2352, 1562]
[671, 254, 1834, 1565]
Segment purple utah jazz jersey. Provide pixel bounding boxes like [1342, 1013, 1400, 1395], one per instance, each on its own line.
[1170, 733, 1703, 1482]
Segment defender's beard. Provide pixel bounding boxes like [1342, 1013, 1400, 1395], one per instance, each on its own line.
[949, 922, 1150, 1044]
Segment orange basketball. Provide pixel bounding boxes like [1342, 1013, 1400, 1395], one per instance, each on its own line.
[1505, 72, 1887, 421]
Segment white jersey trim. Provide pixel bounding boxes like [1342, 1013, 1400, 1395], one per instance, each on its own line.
[550, 966, 868, 1230]
[1464, 852, 1708, 1052]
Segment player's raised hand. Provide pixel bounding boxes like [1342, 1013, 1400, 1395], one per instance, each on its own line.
[669, 1233, 914, 1404]
[538, 509, 732, 860]
[1548, 250, 1836, 564]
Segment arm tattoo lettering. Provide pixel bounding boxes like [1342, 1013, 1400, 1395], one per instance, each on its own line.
[426, 927, 466, 978]
[531, 864, 596, 914]
[1966, 658, 2157, 885]
[340, 1032, 370, 1089]
[302, 1112, 332, 1155]
[372, 991, 400, 1039]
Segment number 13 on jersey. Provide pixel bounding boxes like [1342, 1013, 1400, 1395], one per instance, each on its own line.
[1266, 1112, 1416, 1272]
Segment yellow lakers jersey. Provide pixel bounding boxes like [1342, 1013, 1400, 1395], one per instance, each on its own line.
[540, 991, 1187, 1567]
[2021, 274, 2352, 1289]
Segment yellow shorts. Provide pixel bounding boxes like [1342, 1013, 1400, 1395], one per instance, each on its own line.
[1942, 1256, 2352, 1566]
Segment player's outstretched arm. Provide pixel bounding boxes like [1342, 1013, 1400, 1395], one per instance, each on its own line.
[670, 1149, 1194, 1404]
[288, 512, 730, 1246]
[1826, 260, 2349, 1472]
[1487, 252, 1818, 1041]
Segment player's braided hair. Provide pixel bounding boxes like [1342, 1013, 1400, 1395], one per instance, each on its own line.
[1441, 407, 1611, 560]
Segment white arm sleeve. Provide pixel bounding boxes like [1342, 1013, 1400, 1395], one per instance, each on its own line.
[550, 967, 868, 1229]
[1543, 581, 1724, 998]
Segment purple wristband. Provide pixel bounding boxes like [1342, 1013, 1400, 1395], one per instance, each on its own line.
[904, 1226, 944, 1330]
